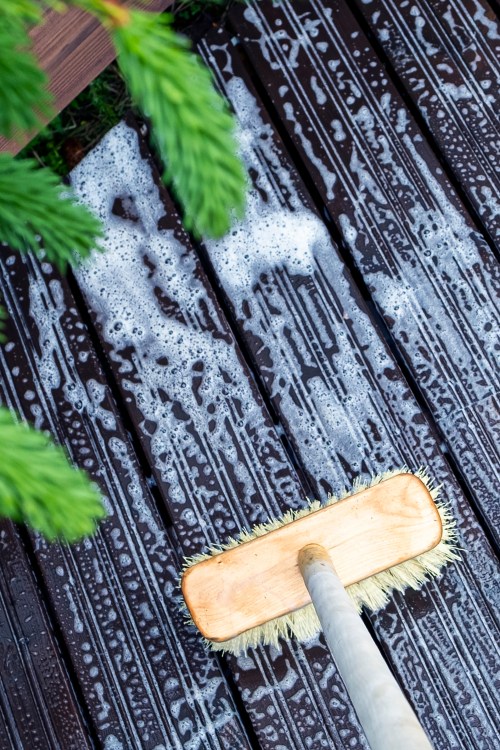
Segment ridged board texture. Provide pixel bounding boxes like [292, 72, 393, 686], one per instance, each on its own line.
[231, 0, 500, 547]
[70, 122, 373, 750]
[198, 28, 500, 749]
[0, 521, 90, 750]
[0, 250, 252, 750]
[70, 115, 499, 749]
[354, 0, 500, 244]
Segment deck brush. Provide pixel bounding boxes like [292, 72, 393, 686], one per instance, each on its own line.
[182, 469, 459, 750]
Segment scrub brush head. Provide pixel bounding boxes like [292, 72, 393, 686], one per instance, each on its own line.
[182, 468, 459, 654]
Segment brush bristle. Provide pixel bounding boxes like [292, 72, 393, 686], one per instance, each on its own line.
[182, 468, 460, 655]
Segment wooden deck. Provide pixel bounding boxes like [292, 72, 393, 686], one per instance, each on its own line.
[1, 1, 499, 748]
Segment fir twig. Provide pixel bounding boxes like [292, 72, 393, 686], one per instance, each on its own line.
[0, 154, 103, 271]
[3, 0, 46, 24]
[0, 407, 106, 541]
[110, 11, 246, 238]
[0, 5, 53, 138]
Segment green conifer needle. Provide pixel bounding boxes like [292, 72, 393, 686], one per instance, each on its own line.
[0, 407, 106, 541]
[0, 7, 53, 138]
[0, 154, 103, 271]
[112, 12, 247, 238]
[3, 0, 45, 25]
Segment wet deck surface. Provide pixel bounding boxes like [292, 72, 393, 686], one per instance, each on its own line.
[1, 1, 499, 748]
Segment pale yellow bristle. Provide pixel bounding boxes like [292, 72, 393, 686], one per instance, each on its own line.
[182, 468, 460, 655]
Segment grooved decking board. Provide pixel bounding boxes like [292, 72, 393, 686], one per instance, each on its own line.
[196, 29, 500, 750]
[0, 251, 251, 750]
[70, 121, 373, 750]
[231, 0, 500, 546]
[354, 0, 500, 244]
[0, 521, 91, 750]
[70, 115, 500, 747]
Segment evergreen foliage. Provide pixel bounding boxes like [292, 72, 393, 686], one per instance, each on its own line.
[0, 3, 52, 137]
[111, 10, 246, 238]
[0, 0, 246, 541]
[0, 154, 103, 270]
[3, 0, 45, 23]
[0, 407, 106, 541]
[0, 0, 247, 255]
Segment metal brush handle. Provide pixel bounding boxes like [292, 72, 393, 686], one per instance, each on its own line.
[298, 544, 434, 750]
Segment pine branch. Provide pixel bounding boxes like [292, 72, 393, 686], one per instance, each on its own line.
[3, 0, 246, 239]
[0, 154, 103, 271]
[110, 10, 246, 238]
[0, 5, 53, 138]
[0, 407, 106, 541]
[3, 0, 46, 24]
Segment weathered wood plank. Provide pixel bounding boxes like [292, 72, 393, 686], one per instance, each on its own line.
[71, 121, 373, 750]
[0, 1, 172, 154]
[0, 250, 252, 749]
[231, 0, 500, 546]
[71, 113, 499, 748]
[0, 521, 91, 750]
[354, 0, 500, 244]
[196, 30, 500, 750]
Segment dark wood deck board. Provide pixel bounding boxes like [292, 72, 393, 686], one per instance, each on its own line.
[354, 0, 500, 245]
[231, 0, 500, 546]
[197, 29, 499, 749]
[0, 251, 251, 749]
[0, 521, 91, 750]
[69, 109, 499, 747]
[0, 3, 499, 748]
[70, 121, 372, 750]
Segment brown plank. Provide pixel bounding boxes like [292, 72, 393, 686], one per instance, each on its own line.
[0, 1, 171, 154]
[0, 521, 91, 750]
[231, 0, 500, 547]
[70, 113, 499, 749]
[354, 0, 500, 244]
[0, 250, 252, 749]
[71, 120, 373, 749]
[196, 30, 500, 749]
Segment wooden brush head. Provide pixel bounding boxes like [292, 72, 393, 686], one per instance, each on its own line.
[182, 473, 443, 644]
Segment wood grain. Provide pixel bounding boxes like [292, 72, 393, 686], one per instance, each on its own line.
[0, 250, 252, 749]
[196, 28, 500, 749]
[2, 6, 498, 749]
[70, 120, 373, 750]
[231, 0, 500, 547]
[183, 474, 441, 641]
[0, 1, 171, 154]
[0, 521, 91, 750]
[69, 108, 499, 748]
[354, 0, 500, 245]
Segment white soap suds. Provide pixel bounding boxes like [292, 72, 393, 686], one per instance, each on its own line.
[72, 121, 298, 537]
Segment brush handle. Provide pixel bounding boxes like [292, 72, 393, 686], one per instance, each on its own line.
[298, 544, 434, 750]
